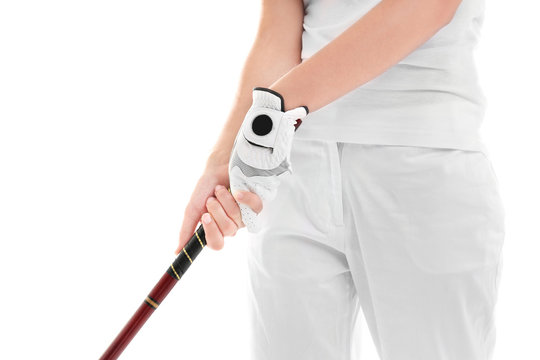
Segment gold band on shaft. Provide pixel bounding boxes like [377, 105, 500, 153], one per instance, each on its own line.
[145, 296, 159, 309]
[195, 231, 204, 249]
[170, 264, 181, 280]
[183, 247, 193, 263]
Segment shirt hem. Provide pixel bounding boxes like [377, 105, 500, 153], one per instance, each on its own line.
[294, 125, 487, 153]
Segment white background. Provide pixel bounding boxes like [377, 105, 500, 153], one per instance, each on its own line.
[0, 1, 538, 359]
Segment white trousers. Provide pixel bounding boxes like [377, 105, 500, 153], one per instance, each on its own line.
[245, 138, 505, 360]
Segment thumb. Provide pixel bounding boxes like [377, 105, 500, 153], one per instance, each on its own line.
[233, 190, 263, 214]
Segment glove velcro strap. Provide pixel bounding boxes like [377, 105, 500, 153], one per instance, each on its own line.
[252, 87, 285, 111]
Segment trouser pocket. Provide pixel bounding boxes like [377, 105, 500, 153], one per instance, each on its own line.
[399, 147, 505, 274]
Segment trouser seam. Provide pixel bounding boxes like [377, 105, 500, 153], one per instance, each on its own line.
[329, 141, 344, 227]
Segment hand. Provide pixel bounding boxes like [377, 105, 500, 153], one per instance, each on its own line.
[176, 159, 263, 253]
[228, 87, 308, 232]
[200, 185, 263, 250]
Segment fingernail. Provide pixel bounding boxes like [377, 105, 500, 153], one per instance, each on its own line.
[235, 191, 244, 200]
[202, 213, 212, 224]
[215, 185, 225, 192]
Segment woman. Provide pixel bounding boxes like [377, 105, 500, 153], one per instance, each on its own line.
[177, 0, 505, 359]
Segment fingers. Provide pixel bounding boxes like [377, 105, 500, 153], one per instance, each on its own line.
[206, 196, 239, 237]
[214, 185, 244, 228]
[203, 187, 263, 250]
[177, 186, 264, 253]
[201, 213, 224, 250]
[233, 190, 263, 214]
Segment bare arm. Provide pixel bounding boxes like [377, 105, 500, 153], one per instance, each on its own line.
[207, 0, 304, 166]
[181, 0, 462, 250]
[177, 0, 304, 251]
[270, 0, 462, 112]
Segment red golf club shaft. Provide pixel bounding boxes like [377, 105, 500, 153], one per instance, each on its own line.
[100, 225, 206, 360]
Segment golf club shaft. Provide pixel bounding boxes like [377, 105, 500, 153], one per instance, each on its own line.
[100, 225, 206, 360]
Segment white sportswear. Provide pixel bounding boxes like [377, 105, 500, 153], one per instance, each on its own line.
[297, 0, 487, 151]
[245, 138, 505, 360]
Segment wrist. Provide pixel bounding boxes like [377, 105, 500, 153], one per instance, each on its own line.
[206, 147, 231, 169]
[243, 88, 308, 144]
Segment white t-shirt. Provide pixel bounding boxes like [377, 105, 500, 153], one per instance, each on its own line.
[296, 0, 487, 151]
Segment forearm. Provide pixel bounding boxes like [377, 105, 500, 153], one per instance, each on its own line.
[269, 0, 461, 112]
[207, 0, 304, 167]
[207, 43, 300, 166]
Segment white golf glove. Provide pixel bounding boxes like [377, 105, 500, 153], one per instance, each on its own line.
[228, 87, 309, 233]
